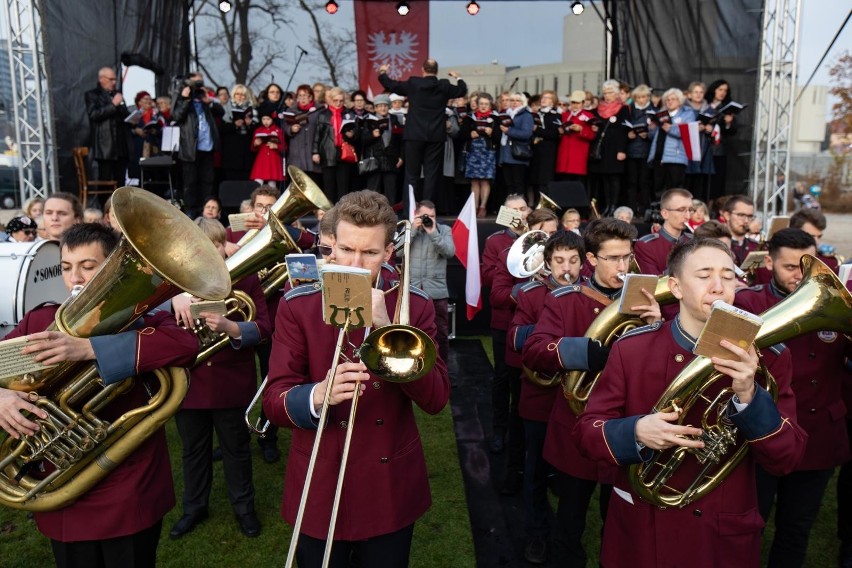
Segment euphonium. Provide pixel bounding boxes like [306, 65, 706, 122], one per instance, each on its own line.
[562, 276, 676, 415]
[0, 187, 231, 511]
[628, 255, 852, 508]
[191, 165, 332, 365]
[536, 192, 561, 212]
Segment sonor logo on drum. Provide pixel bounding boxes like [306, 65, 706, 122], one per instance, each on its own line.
[34, 264, 62, 283]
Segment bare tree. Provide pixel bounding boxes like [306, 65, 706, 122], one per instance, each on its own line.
[194, 0, 289, 90]
[294, 0, 358, 89]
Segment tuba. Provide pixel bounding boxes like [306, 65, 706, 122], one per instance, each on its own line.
[562, 276, 676, 414]
[192, 166, 332, 365]
[628, 255, 852, 508]
[536, 192, 561, 212]
[0, 187, 231, 511]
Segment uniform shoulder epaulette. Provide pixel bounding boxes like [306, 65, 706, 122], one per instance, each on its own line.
[408, 285, 431, 301]
[738, 284, 765, 293]
[768, 342, 786, 355]
[638, 233, 660, 243]
[485, 231, 503, 242]
[31, 301, 60, 311]
[284, 283, 320, 301]
[552, 284, 581, 298]
[520, 280, 544, 293]
[617, 321, 663, 342]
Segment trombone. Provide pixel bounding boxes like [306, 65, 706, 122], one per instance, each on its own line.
[284, 221, 437, 568]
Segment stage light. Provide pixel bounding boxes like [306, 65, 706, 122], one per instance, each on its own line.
[571, 1, 584, 15]
[218, 0, 232, 13]
[467, 0, 480, 15]
[397, 1, 410, 16]
[325, 0, 339, 14]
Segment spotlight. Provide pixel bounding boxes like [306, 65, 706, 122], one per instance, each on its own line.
[218, 0, 232, 13]
[467, 0, 480, 15]
[325, 0, 338, 14]
[396, 1, 410, 16]
[571, 1, 584, 15]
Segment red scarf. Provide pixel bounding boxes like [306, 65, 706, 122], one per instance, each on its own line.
[330, 105, 344, 147]
[596, 100, 622, 119]
[474, 110, 492, 120]
[298, 101, 315, 112]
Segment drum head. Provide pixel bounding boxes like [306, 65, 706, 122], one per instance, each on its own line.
[0, 240, 66, 338]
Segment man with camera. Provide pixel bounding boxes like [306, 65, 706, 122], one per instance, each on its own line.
[409, 200, 455, 362]
[172, 72, 224, 218]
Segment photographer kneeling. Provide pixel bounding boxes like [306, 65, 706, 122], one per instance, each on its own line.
[409, 200, 455, 362]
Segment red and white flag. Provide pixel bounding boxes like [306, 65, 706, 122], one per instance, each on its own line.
[678, 121, 702, 162]
[710, 123, 721, 145]
[354, 1, 429, 97]
[452, 193, 481, 320]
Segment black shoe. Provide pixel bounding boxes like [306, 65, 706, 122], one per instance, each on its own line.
[524, 536, 548, 565]
[259, 443, 280, 464]
[489, 433, 505, 454]
[212, 446, 223, 462]
[499, 470, 523, 496]
[169, 510, 209, 539]
[236, 512, 261, 537]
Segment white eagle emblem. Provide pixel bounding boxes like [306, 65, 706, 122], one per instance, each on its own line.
[367, 31, 419, 78]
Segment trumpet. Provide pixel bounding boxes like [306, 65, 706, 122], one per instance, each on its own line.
[284, 221, 437, 568]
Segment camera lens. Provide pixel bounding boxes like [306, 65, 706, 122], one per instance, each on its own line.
[421, 215, 433, 228]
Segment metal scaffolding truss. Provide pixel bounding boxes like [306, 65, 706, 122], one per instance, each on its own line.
[2, 0, 57, 204]
[750, 0, 802, 220]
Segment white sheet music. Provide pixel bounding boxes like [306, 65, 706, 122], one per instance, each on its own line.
[161, 126, 180, 152]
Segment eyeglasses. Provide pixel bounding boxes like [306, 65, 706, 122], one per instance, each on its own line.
[253, 203, 272, 213]
[595, 253, 635, 265]
[665, 207, 697, 215]
[731, 212, 755, 220]
[317, 244, 333, 257]
[23, 230, 37, 236]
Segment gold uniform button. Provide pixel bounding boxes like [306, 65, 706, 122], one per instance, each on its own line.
[372, 381, 381, 390]
[339, 420, 348, 428]
[206, 361, 212, 366]
[593, 307, 600, 314]
[675, 354, 684, 363]
[376, 419, 384, 425]
[380, 457, 389, 463]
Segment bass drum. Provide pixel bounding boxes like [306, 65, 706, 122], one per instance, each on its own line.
[0, 240, 67, 338]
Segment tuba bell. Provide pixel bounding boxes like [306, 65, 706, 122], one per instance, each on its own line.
[562, 276, 676, 414]
[536, 192, 561, 212]
[627, 255, 852, 508]
[0, 187, 231, 511]
[507, 230, 550, 279]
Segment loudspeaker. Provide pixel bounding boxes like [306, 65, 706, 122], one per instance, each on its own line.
[219, 180, 259, 208]
[547, 181, 589, 208]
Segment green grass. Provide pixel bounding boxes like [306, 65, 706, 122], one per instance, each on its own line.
[0, 382, 473, 567]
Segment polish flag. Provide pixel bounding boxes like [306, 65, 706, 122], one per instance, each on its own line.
[710, 124, 721, 145]
[408, 184, 416, 221]
[678, 121, 702, 162]
[452, 193, 481, 320]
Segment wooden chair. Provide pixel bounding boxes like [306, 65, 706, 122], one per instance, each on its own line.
[72, 147, 117, 206]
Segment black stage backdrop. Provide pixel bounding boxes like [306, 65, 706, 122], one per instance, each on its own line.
[40, 0, 190, 190]
[612, 0, 763, 196]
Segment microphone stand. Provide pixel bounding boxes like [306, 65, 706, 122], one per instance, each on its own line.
[285, 46, 309, 94]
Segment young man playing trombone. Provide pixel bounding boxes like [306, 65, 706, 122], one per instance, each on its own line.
[575, 238, 807, 567]
[263, 190, 450, 568]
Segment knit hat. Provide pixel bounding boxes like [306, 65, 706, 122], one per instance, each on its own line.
[257, 101, 279, 120]
[389, 93, 405, 103]
[373, 94, 391, 106]
[6, 215, 35, 234]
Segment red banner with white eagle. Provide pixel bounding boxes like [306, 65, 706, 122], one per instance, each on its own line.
[353, 0, 429, 99]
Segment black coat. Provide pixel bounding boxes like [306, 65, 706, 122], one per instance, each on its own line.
[588, 106, 630, 175]
[84, 85, 130, 160]
[528, 108, 561, 185]
[361, 114, 404, 172]
[312, 107, 357, 167]
[171, 95, 224, 162]
[219, 105, 256, 173]
[377, 74, 467, 142]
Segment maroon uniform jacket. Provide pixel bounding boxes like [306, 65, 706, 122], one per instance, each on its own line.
[509, 278, 562, 422]
[481, 228, 518, 290]
[5, 304, 198, 542]
[633, 226, 690, 275]
[262, 278, 450, 541]
[735, 280, 851, 469]
[575, 319, 807, 567]
[753, 252, 840, 285]
[182, 275, 271, 409]
[730, 236, 759, 267]
[491, 248, 525, 335]
[523, 280, 621, 482]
